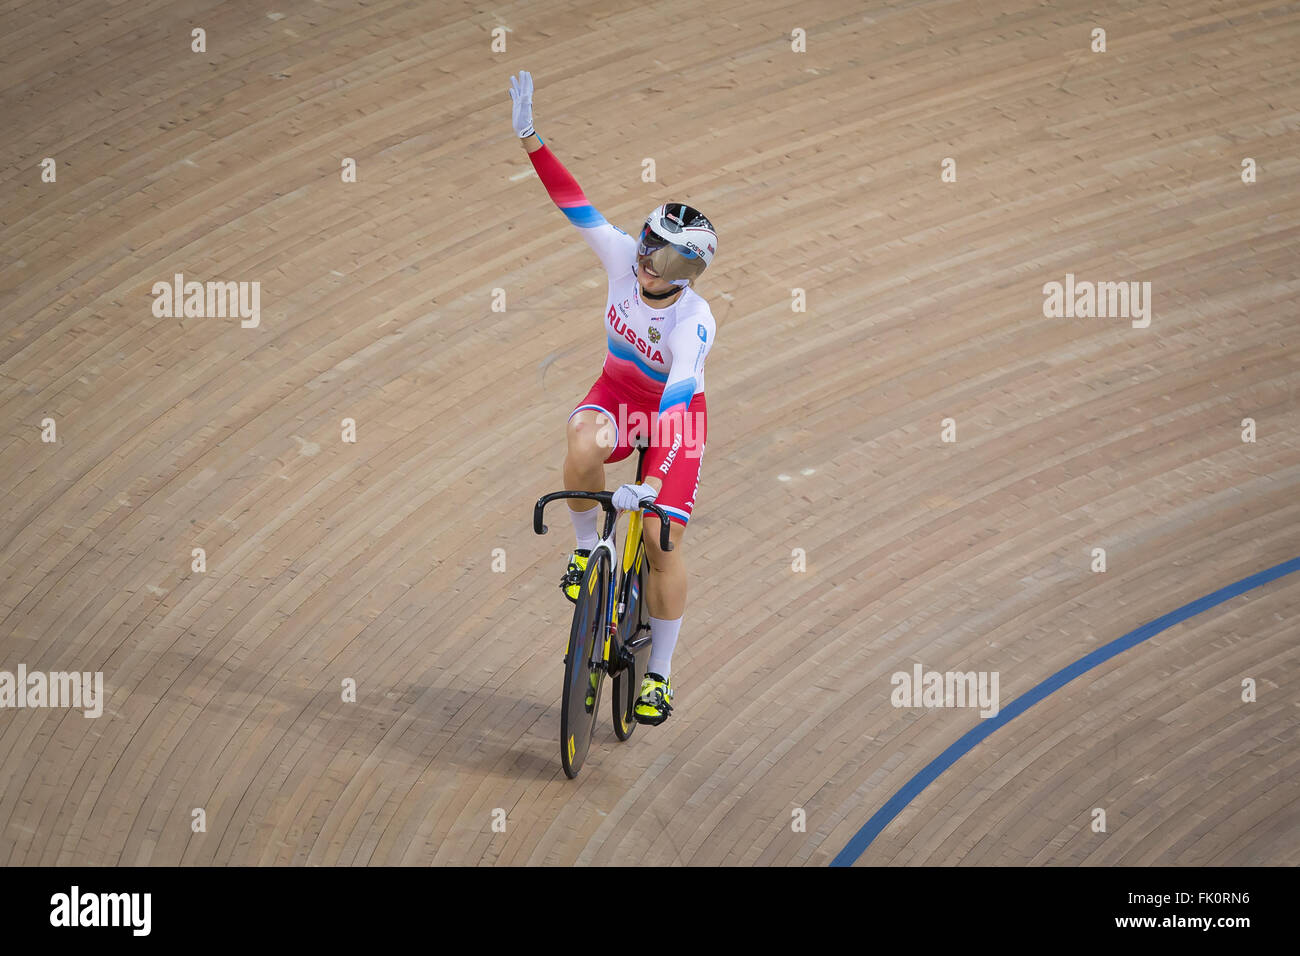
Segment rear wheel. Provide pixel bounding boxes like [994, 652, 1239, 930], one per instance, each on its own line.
[561, 548, 609, 778]
[611, 557, 650, 741]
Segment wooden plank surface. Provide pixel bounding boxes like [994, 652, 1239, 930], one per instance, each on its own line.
[0, 0, 1296, 866]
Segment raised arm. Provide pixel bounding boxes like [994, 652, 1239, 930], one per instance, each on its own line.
[509, 70, 635, 278]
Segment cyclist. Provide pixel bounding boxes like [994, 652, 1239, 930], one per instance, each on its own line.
[509, 70, 717, 726]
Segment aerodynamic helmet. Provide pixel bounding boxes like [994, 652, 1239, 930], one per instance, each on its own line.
[637, 203, 717, 288]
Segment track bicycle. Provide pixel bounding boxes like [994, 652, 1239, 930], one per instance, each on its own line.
[533, 444, 672, 779]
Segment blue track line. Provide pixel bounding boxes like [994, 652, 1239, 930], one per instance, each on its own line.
[830, 554, 1300, 867]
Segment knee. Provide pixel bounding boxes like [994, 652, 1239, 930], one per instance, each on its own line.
[566, 416, 613, 469]
[643, 518, 683, 572]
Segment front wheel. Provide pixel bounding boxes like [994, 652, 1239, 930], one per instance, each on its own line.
[561, 548, 609, 778]
[611, 559, 650, 741]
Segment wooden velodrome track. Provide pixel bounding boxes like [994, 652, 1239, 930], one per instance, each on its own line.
[1, 0, 1296, 867]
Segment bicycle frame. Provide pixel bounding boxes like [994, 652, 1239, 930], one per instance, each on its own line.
[533, 449, 672, 669]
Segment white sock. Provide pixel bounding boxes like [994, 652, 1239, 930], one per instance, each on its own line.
[647, 616, 682, 678]
[568, 504, 599, 552]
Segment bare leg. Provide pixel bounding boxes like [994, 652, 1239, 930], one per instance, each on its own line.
[643, 517, 687, 620]
[564, 409, 616, 510]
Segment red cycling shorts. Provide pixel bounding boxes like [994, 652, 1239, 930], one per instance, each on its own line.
[569, 371, 707, 526]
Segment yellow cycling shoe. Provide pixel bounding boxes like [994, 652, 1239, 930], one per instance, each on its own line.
[560, 549, 591, 603]
[634, 672, 673, 725]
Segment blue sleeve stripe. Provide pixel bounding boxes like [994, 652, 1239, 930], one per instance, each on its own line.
[658, 377, 696, 416]
[560, 204, 608, 228]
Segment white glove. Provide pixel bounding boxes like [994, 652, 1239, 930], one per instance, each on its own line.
[612, 482, 657, 512]
[509, 70, 535, 138]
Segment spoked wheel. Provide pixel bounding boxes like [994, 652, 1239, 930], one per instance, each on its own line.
[611, 560, 651, 742]
[561, 549, 609, 778]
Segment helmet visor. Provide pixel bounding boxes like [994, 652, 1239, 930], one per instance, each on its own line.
[637, 224, 707, 285]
